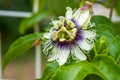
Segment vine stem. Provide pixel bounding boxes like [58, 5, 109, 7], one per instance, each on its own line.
[109, 0, 115, 20]
[33, 0, 42, 79]
[0, 32, 2, 80]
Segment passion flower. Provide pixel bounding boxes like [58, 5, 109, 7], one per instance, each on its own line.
[43, 1, 96, 65]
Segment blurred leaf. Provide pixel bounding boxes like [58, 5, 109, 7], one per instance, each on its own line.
[2, 33, 43, 69]
[41, 61, 59, 80]
[108, 36, 120, 61]
[42, 55, 120, 80]
[92, 55, 120, 80]
[50, 61, 107, 80]
[19, 12, 49, 34]
[94, 36, 108, 55]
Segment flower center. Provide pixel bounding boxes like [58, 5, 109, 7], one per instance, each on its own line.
[51, 19, 77, 42]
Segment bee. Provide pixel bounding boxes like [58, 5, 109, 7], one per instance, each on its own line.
[32, 39, 41, 46]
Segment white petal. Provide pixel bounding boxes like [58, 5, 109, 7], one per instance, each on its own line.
[74, 9, 81, 20]
[43, 33, 51, 39]
[71, 46, 86, 60]
[43, 40, 52, 55]
[78, 11, 89, 26]
[78, 39, 93, 51]
[83, 30, 96, 39]
[57, 48, 70, 65]
[48, 47, 61, 61]
[65, 7, 73, 19]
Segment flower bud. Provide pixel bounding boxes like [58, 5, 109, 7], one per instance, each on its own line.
[52, 31, 58, 41]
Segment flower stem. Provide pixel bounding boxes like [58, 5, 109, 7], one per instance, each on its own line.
[33, 0, 42, 79]
[109, 0, 115, 20]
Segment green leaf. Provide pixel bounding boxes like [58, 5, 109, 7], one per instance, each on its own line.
[94, 36, 108, 55]
[108, 36, 120, 61]
[89, 0, 97, 3]
[83, 74, 104, 80]
[91, 16, 114, 32]
[91, 16, 115, 43]
[19, 12, 49, 34]
[74, 63, 107, 80]
[91, 16, 113, 26]
[41, 61, 59, 80]
[2, 33, 43, 69]
[91, 16, 120, 61]
[92, 55, 120, 80]
[96, 24, 115, 43]
[50, 61, 107, 80]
